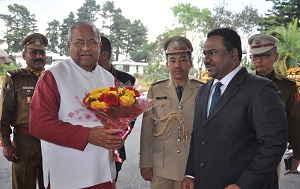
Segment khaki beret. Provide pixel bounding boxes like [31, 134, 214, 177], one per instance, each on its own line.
[248, 34, 279, 54]
[21, 33, 48, 50]
[164, 36, 193, 54]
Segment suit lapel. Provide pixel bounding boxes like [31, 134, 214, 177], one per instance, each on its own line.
[203, 68, 248, 125]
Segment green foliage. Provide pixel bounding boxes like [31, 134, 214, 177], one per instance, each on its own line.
[146, 62, 169, 83]
[0, 62, 21, 76]
[260, 0, 300, 31]
[46, 20, 60, 53]
[0, 4, 37, 54]
[77, 0, 100, 22]
[267, 18, 300, 75]
[58, 12, 76, 56]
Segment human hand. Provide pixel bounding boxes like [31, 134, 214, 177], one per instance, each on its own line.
[224, 184, 241, 189]
[284, 157, 300, 175]
[3, 145, 18, 162]
[87, 126, 124, 150]
[180, 177, 194, 189]
[140, 167, 153, 181]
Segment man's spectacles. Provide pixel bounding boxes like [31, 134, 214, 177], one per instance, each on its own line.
[70, 40, 99, 48]
[249, 53, 276, 61]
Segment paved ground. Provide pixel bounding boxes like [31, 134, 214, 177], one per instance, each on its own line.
[1, 114, 299, 188]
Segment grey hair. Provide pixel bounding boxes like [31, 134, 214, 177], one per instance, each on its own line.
[67, 20, 101, 42]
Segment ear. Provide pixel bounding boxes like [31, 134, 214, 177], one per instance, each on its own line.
[231, 48, 238, 60]
[22, 50, 26, 60]
[67, 41, 71, 49]
[165, 62, 169, 68]
[274, 52, 279, 62]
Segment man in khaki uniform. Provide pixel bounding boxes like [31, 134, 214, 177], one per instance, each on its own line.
[140, 36, 203, 189]
[248, 34, 300, 183]
[0, 33, 47, 189]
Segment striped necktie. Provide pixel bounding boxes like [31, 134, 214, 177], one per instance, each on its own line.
[209, 82, 222, 112]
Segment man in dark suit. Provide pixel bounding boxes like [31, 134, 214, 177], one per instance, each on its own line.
[181, 28, 287, 189]
[98, 35, 136, 181]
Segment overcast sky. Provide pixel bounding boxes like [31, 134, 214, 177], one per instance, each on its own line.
[0, 0, 272, 47]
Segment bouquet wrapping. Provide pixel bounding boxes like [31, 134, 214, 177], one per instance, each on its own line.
[69, 86, 153, 163]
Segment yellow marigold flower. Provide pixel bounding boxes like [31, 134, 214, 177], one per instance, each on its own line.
[120, 96, 130, 106]
[125, 89, 136, 97]
[128, 96, 135, 105]
[91, 100, 107, 110]
[101, 88, 110, 94]
[91, 93, 101, 99]
[118, 87, 124, 94]
[109, 91, 118, 96]
[90, 88, 101, 95]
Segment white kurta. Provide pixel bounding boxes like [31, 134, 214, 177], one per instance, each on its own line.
[41, 58, 116, 188]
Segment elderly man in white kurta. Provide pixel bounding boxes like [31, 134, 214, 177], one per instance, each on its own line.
[29, 20, 124, 189]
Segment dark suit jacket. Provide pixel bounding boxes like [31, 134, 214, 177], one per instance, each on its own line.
[185, 67, 287, 189]
[112, 67, 136, 169]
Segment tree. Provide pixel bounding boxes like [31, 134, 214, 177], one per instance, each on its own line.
[127, 20, 148, 62]
[0, 4, 37, 53]
[260, 0, 300, 31]
[45, 20, 60, 53]
[77, 0, 101, 22]
[267, 18, 300, 76]
[58, 12, 76, 56]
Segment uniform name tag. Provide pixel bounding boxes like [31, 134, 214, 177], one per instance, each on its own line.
[23, 86, 34, 90]
[156, 96, 167, 100]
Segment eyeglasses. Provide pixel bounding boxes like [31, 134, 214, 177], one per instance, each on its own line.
[70, 40, 100, 48]
[249, 53, 275, 61]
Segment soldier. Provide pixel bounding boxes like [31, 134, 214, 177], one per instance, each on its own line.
[140, 36, 204, 189]
[0, 33, 47, 189]
[248, 34, 300, 181]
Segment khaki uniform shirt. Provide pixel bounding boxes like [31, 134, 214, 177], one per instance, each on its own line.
[0, 68, 37, 146]
[271, 72, 300, 159]
[140, 78, 203, 181]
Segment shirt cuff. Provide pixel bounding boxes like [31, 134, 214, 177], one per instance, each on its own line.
[185, 175, 194, 179]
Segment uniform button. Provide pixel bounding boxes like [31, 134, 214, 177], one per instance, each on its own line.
[177, 150, 180, 153]
[178, 106, 182, 109]
[201, 141, 206, 145]
[200, 162, 204, 167]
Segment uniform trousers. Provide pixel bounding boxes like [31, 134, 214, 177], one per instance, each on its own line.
[150, 174, 181, 189]
[12, 131, 44, 189]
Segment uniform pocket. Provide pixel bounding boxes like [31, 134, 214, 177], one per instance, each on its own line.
[153, 99, 170, 117]
[17, 88, 34, 109]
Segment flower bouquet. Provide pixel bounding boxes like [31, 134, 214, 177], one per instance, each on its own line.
[70, 86, 153, 163]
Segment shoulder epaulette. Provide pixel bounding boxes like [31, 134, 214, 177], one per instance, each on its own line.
[190, 78, 205, 84]
[6, 68, 25, 77]
[151, 79, 169, 86]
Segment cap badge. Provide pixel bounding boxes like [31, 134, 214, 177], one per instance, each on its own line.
[174, 41, 179, 47]
[35, 39, 41, 45]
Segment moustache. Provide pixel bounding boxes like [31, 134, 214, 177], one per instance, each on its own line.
[205, 62, 215, 68]
[173, 69, 183, 72]
[33, 59, 44, 63]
